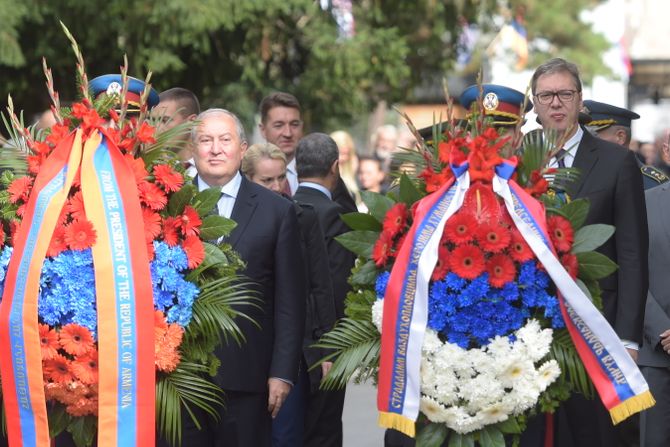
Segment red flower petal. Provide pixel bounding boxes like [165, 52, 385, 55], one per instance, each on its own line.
[372, 231, 394, 267]
[547, 215, 574, 253]
[448, 244, 486, 279]
[182, 235, 205, 269]
[64, 219, 97, 251]
[476, 223, 511, 254]
[486, 254, 517, 288]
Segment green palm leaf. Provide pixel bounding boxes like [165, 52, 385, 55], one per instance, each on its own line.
[314, 318, 380, 390]
[156, 361, 224, 447]
[550, 329, 593, 398]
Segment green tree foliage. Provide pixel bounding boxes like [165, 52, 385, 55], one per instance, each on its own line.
[1, 0, 608, 133]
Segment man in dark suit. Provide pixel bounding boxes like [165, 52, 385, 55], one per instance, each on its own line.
[530, 58, 649, 447]
[188, 108, 306, 446]
[294, 133, 356, 447]
[639, 182, 670, 447]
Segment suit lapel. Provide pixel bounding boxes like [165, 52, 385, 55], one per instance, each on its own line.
[227, 176, 258, 248]
[568, 130, 599, 198]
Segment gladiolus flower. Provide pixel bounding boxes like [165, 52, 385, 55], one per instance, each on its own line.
[135, 121, 156, 145]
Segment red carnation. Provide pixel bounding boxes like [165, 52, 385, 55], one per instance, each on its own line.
[443, 212, 476, 245]
[383, 203, 408, 238]
[431, 245, 450, 281]
[509, 230, 534, 262]
[138, 181, 167, 211]
[142, 208, 162, 242]
[47, 226, 68, 258]
[135, 121, 156, 145]
[486, 254, 517, 288]
[561, 253, 579, 279]
[64, 219, 97, 251]
[177, 206, 202, 237]
[153, 164, 184, 193]
[547, 215, 574, 253]
[372, 231, 394, 267]
[162, 217, 180, 246]
[8, 176, 33, 204]
[182, 235, 205, 269]
[476, 223, 511, 254]
[448, 244, 486, 279]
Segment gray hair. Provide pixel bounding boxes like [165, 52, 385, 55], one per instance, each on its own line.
[531, 58, 582, 95]
[191, 108, 247, 143]
[296, 133, 339, 178]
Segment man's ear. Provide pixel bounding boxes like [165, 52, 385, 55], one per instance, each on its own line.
[330, 159, 339, 176]
[615, 129, 627, 146]
[259, 121, 267, 139]
[187, 114, 197, 122]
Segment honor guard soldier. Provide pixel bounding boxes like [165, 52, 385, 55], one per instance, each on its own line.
[583, 99, 668, 190]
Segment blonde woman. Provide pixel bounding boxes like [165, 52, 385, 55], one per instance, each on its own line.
[330, 130, 360, 205]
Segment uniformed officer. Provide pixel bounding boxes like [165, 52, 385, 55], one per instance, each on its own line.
[89, 74, 160, 114]
[583, 99, 668, 189]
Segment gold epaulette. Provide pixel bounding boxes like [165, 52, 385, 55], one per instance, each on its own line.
[641, 165, 669, 184]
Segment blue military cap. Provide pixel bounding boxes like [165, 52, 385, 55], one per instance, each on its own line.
[582, 100, 640, 131]
[460, 84, 532, 126]
[89, 74, 160, 111]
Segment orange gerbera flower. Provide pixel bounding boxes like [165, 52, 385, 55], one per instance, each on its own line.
[47, 226, 68, 258]
[66, 190, 86, 221]
[39, 324, 60, 360]
[138, 181, 168, 211]
[177, 206, 202, 237]
[59, 324, 95, 356]
[162, 217, 180, 246]
[64, 219, 97, 250]
[155, 323, 184, 372]
[71, 350, 98, 385]
[44, 354, 74, 383]
[8, 176, 33, 204]
[182, 235, 205, 269]
[142, 208, 162, 242]
[153, 164, 184, 193]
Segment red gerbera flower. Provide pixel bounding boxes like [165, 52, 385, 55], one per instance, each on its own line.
[44, 354, 74, 383]
[135, 121, 157, 145]
[448, 244, 486, 279]
[47, 226, 68, 258]
[182, 235, 205, 269]
[443, 212, 477, 245]
[59, 324, 95, 356]
[8, 176, 33, 204]
[15, 204, 26, 218]
[509, 230, 534, 262]
[382, 203, 408, 238]
[138, 181, 168, 211]
[431, 245, 450, 281]
[372, 231, 394, 267]
[486, 254, 517, 288]
[66, 191, 86, 221]
[561, 253, 579, 279]
[163, 217, 180, 246]
[64, 219, 97, 251]
[71, 350, 98, 385]
[39, 324, 59, 360]
[142, 208, 162, 242]
[153, 164, 184, 193]
[177, 206, 202, 237]
[476, 223, 511, 254]
[547, 215, 574, 253]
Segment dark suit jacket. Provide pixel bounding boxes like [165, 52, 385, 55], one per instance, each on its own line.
[293, 202, 337, 389]
[567, 129, 648, 343]
[639, 183, 670, 367]
[293, 185, 355, 319]
[214, 176, 306, 392]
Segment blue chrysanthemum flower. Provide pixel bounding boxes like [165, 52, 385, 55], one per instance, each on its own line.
[375, 271, 391, 299]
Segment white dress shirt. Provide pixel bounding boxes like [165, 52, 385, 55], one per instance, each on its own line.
[286, 158, 299, 196]
[197, 171, 242, 219]
[548, 126, 583, 168]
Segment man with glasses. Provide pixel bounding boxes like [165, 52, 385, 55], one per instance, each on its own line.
[529, 58, 648, 447]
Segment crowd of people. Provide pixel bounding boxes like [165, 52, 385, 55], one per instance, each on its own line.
[8, 54, 670, 447]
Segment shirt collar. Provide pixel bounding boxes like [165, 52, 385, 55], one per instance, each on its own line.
[563, 126, 584, 154]
[299, 181, 332, 200]
[197, 171, 242, 199]
[286, 158, 297, 174]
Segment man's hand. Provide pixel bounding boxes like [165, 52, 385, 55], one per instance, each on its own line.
[267, 378, 292, 418]
[660, 329, 670, 354]
[321, 361, 333, 381]
[626, 348, 638, 363]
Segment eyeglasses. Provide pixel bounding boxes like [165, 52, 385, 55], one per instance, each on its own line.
[534, 90, 579, 105]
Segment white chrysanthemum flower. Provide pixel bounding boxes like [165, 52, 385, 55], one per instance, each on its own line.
[422, 328, 442, 355]
[371, 298, 384, 332]
[506, 378, 542, 413]
[486, 335, 513, 360]
[458, 375, 504, 410]
[443, 406, 485, 434]
[537, 360, 561, 390]
[420, 395, 449, 423]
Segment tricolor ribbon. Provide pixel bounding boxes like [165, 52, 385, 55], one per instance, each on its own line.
[0, 128, 155, 446]
[492, 158, 654, 424]
[377, 162, 470, 437]
[377, 156, 654, 438]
